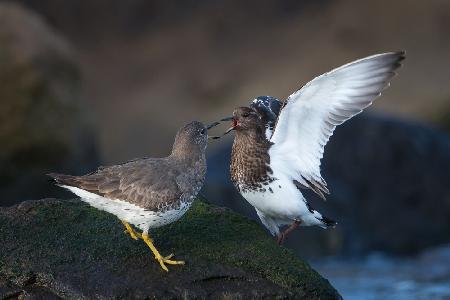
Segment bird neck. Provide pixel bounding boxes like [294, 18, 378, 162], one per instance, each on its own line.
[231, 126, 273, 190]
[170, 144, 205, 166]
[235, 124, 268, 144]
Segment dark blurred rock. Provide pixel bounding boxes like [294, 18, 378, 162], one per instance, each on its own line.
[205, 114, 450, 257]
[0, 198, 341, 299]
[433, 101, 450, 134]
[0, 3, 98, 205]
[11, 0, 328, 41]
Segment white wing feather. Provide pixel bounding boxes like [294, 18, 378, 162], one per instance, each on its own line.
[269, 52, 405, 198]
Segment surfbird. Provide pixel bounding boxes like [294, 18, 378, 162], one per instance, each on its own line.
[49, 121, 217, 271]
[220, 52, 405, 244]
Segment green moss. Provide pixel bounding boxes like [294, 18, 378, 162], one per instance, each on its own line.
[156, 200, 335, 297]
[0, 199, 340, 298]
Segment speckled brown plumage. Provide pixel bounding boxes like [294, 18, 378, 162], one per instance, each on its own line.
[230, 108, 274, 193]
[225, 52, 404, 243]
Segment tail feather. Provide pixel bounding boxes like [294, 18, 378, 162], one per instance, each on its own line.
[305, 200, 338, 228]
[320, 215, 337, 228]
[47, 173, 78, 186]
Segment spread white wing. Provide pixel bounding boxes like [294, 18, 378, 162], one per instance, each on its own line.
[269, 52, 405, 199]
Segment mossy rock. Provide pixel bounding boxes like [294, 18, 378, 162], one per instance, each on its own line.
[0, 198, 341, 299]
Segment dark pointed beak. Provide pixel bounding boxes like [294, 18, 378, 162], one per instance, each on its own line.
[206, 121, 220, 130]
[220, 116, 234, 122]
[208, 127, 233, 140]
[224, 126, 235, 134]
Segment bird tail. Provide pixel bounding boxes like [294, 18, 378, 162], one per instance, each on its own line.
[47, 173, 78, 186]
[319, 215, 337, 228]
[312, 210, 337, 229]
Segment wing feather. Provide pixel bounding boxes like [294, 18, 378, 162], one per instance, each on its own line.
[49, 159, 183, 211]
[269, 52, 405, 199]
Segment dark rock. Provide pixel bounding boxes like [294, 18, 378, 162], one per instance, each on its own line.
[205, 114, 450, 257]
[11, 1, 329, 40]
[0, 198, 341, 299]
[0, 3, 98, 205]
[433, 101, 450, 134]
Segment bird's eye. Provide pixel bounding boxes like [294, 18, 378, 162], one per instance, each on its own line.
[242, 112, 250, 118]
[200, 129, 206, 135]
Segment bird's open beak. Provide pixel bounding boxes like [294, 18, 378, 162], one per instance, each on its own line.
[224, 119, 238, 133]
[220, 115, 238, 131]
[220, 116, 234, 122]
[208, 116, 237, 140]
[206, 121, 221, 140]
[206, 121, 220, 130]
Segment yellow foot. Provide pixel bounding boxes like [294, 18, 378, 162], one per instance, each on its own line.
[155, 254, 185, 272]
[121, 220, 142, 240]
[142, 233, 185, 272]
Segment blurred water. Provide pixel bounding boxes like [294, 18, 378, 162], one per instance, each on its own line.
[311, 244, 450, 300]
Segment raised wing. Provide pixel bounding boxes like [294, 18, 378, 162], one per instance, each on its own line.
[269, 52, 405, 199]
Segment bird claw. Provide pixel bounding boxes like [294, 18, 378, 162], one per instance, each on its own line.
[141, 233, 184, 272]
[155, 254, 185, 272]
[164, 253, 174, 260]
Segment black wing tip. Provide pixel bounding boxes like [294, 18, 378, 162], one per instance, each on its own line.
[375, 51, 405, 76]
[371, 51, 405, 65]
[386, 51, 406, 64]
[392, 50, 406, 56]
[389, 51, 406, 75]
[394, 50, 406, 63]
[383, 50, 405, 58]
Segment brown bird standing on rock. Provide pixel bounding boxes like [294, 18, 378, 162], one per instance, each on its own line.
[220, 52, 405, 244]
[49, 121, 217, 271]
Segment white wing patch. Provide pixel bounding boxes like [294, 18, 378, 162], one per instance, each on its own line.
[269, 52, 405, 199]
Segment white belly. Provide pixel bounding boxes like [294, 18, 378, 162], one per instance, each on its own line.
[240, 178, 308, 222]
[62, 185, 190, 232]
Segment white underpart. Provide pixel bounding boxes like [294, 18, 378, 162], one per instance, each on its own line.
[269, 52, 402, 192]
[240, 173, 325, 236]
[245, 53, 402, 235]
[61, 185, 191, 233]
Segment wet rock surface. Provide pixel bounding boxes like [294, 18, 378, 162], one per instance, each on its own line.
[0, 198, 341, 299]
[205, 114, 450, 257]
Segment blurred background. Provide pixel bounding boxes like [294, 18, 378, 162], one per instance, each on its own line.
[1, 0, 449, 298]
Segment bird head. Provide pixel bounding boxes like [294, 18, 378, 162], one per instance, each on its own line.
[172, 121, 213, 157]
[220, 107, 262, 133]
[250, 96, 282, 125]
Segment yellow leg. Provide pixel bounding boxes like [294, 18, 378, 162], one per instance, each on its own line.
[121, 220, 142, 240]
[142, 233, 184, 272]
